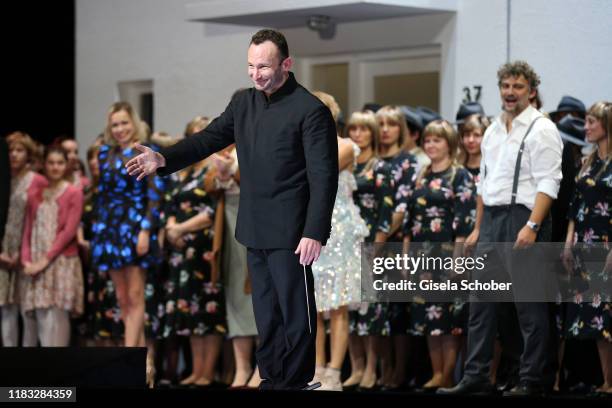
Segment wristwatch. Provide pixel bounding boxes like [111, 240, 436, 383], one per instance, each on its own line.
[526, 220, 540, 232]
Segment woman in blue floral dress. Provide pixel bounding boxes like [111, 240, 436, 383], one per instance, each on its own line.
[563, 101, 611, 394]
[403, 120, 476, 390]
[90, 102, 162, 385]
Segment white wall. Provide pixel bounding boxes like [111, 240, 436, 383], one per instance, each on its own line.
[76, 0, 612, 152]
[510, 0, 612, 112]
[76, 0, 257, 150]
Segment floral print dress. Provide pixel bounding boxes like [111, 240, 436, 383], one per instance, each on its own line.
[349, 158, 394, 336]
[0, 171, 46, 307]
[382, 151, 418, 336]
[91, 144, 162, 272]
[90, 144, 165, 339]
[565, 156, 611, 342]
[20, 183, 84, 316]
[161, 165, 227, 337]
[403, 166, 476, 336]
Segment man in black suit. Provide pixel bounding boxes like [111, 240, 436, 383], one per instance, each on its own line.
[127, 29, 338, 390]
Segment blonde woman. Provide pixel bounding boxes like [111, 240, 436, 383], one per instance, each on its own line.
[563, 101, 611, 394]
[90, 102, 161, 385]
[403, 120, 476, 390]
[375, 105, 419, 390]
[343, 110, 394, 390]
[309, 92, 369, 391]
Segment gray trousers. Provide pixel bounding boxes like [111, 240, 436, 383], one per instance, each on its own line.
[463, 204, 551, 385]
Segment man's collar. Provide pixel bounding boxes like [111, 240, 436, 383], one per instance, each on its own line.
[513, 104, 538, 125]
[497, 104, 539, 128]
[262, 72, 297, 103]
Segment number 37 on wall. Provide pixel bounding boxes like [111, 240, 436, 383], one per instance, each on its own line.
[462, 85, 482, 103]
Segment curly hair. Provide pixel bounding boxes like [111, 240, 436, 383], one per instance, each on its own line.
[497, 60, 541, 90]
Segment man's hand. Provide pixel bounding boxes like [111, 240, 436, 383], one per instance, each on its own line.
[295, 237, 322, 266]
[464, 228, 480, 256]
[211, 152, 235, 180]
[126, 144, 166, 181]
[514, 225, 537, 249]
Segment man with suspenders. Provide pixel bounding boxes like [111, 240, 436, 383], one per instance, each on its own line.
[438, 61, 563, 397]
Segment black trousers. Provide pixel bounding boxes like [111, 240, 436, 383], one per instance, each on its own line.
[246, 248, 317, 390]
[464, 205, 552, 386]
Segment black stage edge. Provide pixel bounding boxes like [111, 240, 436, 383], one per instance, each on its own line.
[0, 347, 145, 387]
[71, 388, 612, 406]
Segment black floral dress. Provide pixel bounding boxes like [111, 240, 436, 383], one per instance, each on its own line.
[349, 158, 394, 336]
[161, 166, 227, 338]
[403, 166, 476, 336]
[382, 151, 418, 335]
[565, 156, 611, 342]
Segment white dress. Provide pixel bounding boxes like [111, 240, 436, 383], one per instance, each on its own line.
[312, 142, 369, 312]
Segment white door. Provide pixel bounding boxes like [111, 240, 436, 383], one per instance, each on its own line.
[297, 46, 440, 116]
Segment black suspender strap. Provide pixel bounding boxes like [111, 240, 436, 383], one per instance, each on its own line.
[510, 116, 544, 205]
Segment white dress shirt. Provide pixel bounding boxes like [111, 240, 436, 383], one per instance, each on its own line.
[477, 105, 563, 210]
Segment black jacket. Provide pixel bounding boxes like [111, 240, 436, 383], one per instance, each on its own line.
[158, 73, 338, 249]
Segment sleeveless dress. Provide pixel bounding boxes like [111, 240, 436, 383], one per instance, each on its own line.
[312, 141, 369, 312]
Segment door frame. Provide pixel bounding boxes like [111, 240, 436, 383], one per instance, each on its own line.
[296, 45, 441, 115]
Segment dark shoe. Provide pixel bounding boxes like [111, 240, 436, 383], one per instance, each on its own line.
[189, 383, 213, 390]
[356, 384, 380, 392]
[302, 382, 321, 390]
[437, 378, 494, 396]
[495, 380, 517, 392]
[379, 384, 402, 392]
[503, 382, 545, 397]
[258, 379, 275, 391]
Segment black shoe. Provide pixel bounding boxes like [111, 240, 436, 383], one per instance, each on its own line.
[495, 380, 517, 393]
[302, 382, 321, 390]
[356, 384, 380, 392]
[258, 379, 275, 391]
[503, 382, 545, 397]
[342, 383, 359, 391]
[436, 378, 494, 396]
[189, 383, 213, 390]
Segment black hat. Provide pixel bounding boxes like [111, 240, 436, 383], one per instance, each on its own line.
[549, 95, 586, 120]
[416, 106, 442, 127]
[399, 105, 423, 131]
[556, 115, 587, 146]
[455, 101, 485, 124]
[362, 102, 382, 113]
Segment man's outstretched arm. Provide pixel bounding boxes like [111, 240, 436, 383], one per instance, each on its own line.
[127, 98, 237, 179]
